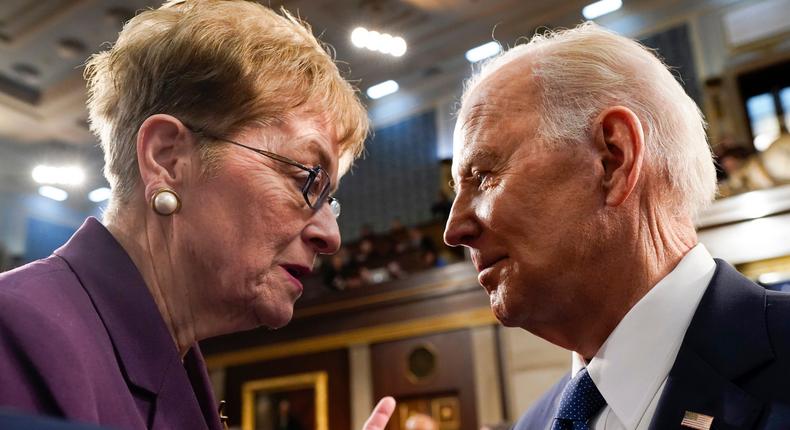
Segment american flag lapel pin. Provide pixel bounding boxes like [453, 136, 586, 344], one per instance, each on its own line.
[681, 411, 714, 430]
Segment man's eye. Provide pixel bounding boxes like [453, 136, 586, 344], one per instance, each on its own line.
[474, 171, 490, 187]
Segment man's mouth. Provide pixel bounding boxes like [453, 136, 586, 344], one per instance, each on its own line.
[474, 255, 507, 272]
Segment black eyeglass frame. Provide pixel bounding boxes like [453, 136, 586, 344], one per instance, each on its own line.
[188, 127, 338, 215]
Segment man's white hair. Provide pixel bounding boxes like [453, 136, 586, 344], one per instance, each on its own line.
[462, 22, 717, 219]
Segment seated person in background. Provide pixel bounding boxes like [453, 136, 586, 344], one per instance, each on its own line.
[0, 1, 394, 428]
[430, 191, 453, 221]
[443, 22, 790, 429]
[397, 227, 442, 271]
[715, 140, 775, 197]
[405, 414, 438, 430]
[389, 218, 409, 252]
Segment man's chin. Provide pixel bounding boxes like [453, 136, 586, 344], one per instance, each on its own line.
[490, 297, 519, 327]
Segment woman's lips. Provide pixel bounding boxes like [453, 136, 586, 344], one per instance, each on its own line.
[280, 265, 307, 295]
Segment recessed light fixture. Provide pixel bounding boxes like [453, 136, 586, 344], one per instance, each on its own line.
[32, 165, 85, 186]
[38, 186, 69, 202]
[582, 0, 623, 20]
[88, 187, 112, 203]
[56, 38, 87, 60]
[351, 27, 407, 57]
[465, 41, 501, 63]
[367, 80, 399, 99]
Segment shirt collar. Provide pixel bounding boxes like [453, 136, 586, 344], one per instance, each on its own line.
[572, 244, 716, 429]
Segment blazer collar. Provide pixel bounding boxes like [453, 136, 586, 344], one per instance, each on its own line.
[54, 217, 184, 395]
[649, 259, 773, 429]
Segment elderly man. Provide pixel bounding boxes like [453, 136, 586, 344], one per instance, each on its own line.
[444, 23, 790, 430]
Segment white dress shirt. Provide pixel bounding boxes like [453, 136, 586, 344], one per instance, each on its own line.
[569, 244, 716, 430]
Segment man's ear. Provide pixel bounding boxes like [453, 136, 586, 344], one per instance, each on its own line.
[592, 106, 645, 207]
[136, 114, 196, 200]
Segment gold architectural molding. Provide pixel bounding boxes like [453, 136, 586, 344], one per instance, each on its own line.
[206, 307, 497, 369]
[736, 255, 790, 280]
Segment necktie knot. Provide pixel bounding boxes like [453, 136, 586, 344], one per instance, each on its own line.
[551, 368, 607, 430]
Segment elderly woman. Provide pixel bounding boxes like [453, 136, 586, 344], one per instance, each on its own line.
[0, 1, 393, 429]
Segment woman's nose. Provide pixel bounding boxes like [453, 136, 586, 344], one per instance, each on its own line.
[303, 202, 341, 254]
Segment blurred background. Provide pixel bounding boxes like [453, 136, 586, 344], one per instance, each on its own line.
[1, 0, 789, 429]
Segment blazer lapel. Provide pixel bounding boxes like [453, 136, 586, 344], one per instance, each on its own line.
[649, 260, 774, 430]
[151, 355, 212, 430]
[56, 218, 209, 429]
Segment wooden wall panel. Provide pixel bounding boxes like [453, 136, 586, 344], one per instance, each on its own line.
[223, 349, 350, 430]
[371, 329, 477, 430]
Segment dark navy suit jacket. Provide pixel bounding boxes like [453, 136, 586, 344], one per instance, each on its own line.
[0, 409, 111, 429]
[0, 218, 223, 430]
[514, 260, 790, 430]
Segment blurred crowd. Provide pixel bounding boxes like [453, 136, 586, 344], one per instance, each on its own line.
[715, 133, 790, 197]
[319, 218, 462, 290]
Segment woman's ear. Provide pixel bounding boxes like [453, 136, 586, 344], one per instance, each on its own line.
[592, 106, 645, 207]
[136, 114, 197, 199]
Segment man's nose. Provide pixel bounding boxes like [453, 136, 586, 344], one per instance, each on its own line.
[443, 195, 480, 247]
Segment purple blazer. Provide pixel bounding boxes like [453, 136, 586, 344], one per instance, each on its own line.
[0, 218, 223, 430]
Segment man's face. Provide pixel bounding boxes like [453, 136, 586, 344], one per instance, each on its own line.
[443, 65, 607, 335]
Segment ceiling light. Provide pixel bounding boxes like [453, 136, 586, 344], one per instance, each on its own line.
[38, 186, 68, 202]
[88, 187, 112, 203]
[378, 33, 394, 54]
[465, 41, 501, 63]
[390, 37, 407, 57]
[367, 80, 399, 99]
[365, 31, 382, 51]
[350, 27, 406, 57]
[32, 165, 85, 186]
[582, 0, 623, 20]
[351, 27, 368, 48]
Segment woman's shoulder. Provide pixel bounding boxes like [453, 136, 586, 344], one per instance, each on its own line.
[0, 254, 73, 294]
[0, 254, 106, 350]
[0, 255, 128, 421]
[0, 255, 91, 319]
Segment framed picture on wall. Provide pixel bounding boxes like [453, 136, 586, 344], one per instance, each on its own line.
[241, 371, 328, 430]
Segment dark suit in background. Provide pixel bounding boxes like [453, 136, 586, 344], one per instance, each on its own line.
[0, 218, 223, 430]
[515, 260, 790, 430]
[0, 410, 111, 429]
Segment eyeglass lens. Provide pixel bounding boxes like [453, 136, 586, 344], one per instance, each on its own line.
[304, 169, 330, 207]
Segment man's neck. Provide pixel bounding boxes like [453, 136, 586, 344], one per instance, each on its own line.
[570, 208, 698, 358]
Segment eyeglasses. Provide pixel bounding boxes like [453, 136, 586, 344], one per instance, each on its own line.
[189, 128, 340, 218]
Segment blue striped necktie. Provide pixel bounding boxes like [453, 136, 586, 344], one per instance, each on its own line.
[551, 368, 607, 430]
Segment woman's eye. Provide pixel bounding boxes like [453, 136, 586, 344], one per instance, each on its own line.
[293, 170, 311, 185]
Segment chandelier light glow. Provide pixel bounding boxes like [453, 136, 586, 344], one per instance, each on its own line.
[351, 27, 407, 57]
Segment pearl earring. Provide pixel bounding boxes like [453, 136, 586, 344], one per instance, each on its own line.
[151, 188, 181, 216]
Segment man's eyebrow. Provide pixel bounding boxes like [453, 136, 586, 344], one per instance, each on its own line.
[458, 147, 501, 172]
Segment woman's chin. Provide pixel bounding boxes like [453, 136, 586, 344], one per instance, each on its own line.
[256, 306, 294, 330]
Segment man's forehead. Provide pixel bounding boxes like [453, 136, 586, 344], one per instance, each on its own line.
[453, 100, 533, 168]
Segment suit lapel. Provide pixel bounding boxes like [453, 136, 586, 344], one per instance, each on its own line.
[648, 348, 763, 429]
[649, 260, 774, 429]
